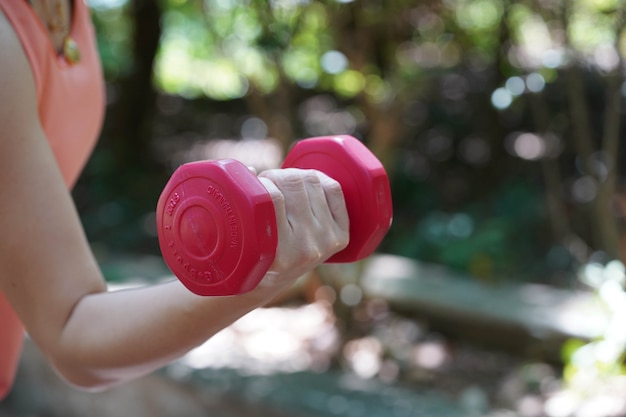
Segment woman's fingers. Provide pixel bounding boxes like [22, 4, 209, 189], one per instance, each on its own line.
[312, 171, 350, 237]
[257, 168, 350, 278]
[259, 169, 313, 231]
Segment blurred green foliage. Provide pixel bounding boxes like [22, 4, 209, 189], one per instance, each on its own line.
[80, 0, 626, 287]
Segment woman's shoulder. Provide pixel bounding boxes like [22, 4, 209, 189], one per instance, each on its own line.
[0, 8, 36, 99]
[0, 7, 42, 154]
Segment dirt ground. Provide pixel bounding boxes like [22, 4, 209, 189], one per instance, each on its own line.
[1, 301, 624, 417]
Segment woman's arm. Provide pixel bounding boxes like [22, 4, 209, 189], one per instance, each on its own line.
[0, 12, 348, 390]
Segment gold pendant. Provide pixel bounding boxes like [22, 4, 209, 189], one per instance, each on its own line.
[63, 36, 81, 65]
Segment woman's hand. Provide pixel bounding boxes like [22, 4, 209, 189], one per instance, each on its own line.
[257, 168, 350, 288]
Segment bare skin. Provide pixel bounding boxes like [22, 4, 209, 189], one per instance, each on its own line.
[0, 5, 349, 390]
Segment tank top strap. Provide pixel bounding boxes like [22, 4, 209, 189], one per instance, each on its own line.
[0, 0, 105, 188]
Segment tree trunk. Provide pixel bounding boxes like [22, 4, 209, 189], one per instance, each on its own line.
[113, 0, 161, 167]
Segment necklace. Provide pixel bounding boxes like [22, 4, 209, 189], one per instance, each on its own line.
[29, 0, 80, 64]
[41, 0, 68, 34]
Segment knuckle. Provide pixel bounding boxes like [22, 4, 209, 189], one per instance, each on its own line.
[271, 190, 286, 207]
[258, 177, 286, 206]
[305, 249, 323, 265]
[272, 256, 289, 272]
[299, 239, 323, 264]
[281, 170, 307, 191]
[328, 180, 343, 195]
[303, 170, 322, 184]
[323, 178, 345, 202]
[329, 232, 349, 253]
[258, 168, 279, 180]
[338, 233, 349, 250]
[323, 176, 342, 191]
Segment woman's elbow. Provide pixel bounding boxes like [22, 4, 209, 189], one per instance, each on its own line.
[50, 359, 120, 392]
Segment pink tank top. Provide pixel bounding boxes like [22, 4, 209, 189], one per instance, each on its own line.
[0, 0, 105, 400]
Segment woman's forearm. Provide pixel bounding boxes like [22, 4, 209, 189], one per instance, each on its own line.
[51, 279, 284, 390]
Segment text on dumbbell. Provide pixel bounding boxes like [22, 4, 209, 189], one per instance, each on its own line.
[165, 192, 180, 216]
[167, 239, 222, 283]
[206, 185, 239, 248]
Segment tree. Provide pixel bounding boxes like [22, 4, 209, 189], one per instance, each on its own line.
[89, 0, 626, 278]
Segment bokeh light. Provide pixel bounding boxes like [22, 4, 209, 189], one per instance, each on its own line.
[321, 50, 349, 74]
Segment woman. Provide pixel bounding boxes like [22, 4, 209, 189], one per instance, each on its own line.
[0, 0, 349, 399]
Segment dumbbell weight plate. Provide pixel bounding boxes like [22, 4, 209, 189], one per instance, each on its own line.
[282, 135, 393, 263]
[156, 159, 278, 295]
